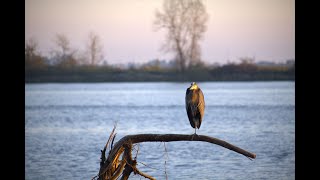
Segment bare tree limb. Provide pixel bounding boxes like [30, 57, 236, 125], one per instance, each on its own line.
[96, 131, 256, 180]
[133, 168, 156, 180]
[119, 142, 135, 180]
[109, 160, 126, 180]
[108, 134, 256, 162]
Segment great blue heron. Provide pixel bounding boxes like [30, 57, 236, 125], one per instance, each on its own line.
[185, 82, 205, 135]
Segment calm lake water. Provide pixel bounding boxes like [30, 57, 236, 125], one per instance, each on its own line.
[25, 81, 295, 180]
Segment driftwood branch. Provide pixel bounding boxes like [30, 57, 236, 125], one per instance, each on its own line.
[94, 129, 256, 180]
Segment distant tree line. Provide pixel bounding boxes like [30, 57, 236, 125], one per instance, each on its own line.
[25, 38, 294, 82]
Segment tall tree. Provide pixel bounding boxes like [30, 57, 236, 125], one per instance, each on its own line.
[87, 32, 103, 65]
[154, 0, 208, 71]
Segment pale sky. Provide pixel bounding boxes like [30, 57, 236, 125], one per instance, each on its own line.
[25, 0, 295, 64]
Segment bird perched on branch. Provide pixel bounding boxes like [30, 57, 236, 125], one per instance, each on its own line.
[185, 82, 205, 135]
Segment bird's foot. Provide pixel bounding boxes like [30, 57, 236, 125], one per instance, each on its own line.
[191, 133, 199, 140]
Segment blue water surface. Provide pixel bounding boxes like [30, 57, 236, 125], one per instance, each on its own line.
[25, 81, 295, 180]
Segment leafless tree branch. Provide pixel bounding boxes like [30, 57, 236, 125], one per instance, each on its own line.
[95, 129, 256, 180]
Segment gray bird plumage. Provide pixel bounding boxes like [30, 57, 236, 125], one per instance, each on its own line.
[185, 82, 205, 134]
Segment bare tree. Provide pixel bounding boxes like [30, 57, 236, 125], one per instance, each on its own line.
[55, 33, 70, 56]
[53, 33, 77, 67]
[25, 37, 46, 69]
[87, 32, 103, 65]
[187, 0, 208, 67]
[25, 37, 38, 59]
[154, 0, 208, 72]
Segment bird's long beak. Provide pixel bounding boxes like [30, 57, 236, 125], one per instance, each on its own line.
[190, 84, 198, 90]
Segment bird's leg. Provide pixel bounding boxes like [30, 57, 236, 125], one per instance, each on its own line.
[191, 128, 197, 140]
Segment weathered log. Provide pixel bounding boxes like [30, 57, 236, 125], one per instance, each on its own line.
[94, 133, 256, 180]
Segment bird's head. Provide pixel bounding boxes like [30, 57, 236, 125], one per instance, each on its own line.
[189, 82, 199, 90]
